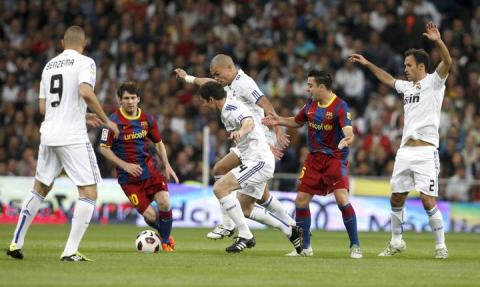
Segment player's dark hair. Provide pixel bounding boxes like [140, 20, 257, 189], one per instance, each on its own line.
[307, 70, 332, 89]
[404, 48, 430, 71]
[198, 81, 227, 101]
[117, 81, 139, 98]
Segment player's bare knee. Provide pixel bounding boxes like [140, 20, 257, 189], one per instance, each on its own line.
[420, 194, 436, 210]
[78, 185, 98, 201]
[295, 194, 310, 208]
[257, 188, 271, 205]
[33, 180, 52, 197]
[390, 193, 407, 207]
[157, 200, 170, 212]
[212, 182, 228, 198]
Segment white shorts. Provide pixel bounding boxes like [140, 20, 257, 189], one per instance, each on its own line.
[231, 158, 275, 199]
[390, 146, 439, 196]
[36, 142, 102, 186]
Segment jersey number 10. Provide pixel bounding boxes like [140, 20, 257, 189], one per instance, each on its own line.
[50, 74, 63, 107]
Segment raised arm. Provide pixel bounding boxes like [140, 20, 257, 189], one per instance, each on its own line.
[349, 54, 395, 88]
[423, 21, 452, 78]
[174, 68, 214, 86]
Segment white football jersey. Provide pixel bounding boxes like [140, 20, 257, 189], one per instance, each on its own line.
[39, 49, 96, 146]
[224, 69, 274, 142]
[394, 71, 447, 148]
[221, 97, 273, 161]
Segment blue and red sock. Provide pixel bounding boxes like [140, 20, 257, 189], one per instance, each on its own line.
[340, 203, 359, 247]
[296, 207, 311, 249]
[156, 210, 173, 244]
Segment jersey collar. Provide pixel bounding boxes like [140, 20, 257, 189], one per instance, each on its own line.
[120, 107, 141, 120]
[317, 93, 337, 108]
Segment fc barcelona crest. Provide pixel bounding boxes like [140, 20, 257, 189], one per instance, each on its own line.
[141, 121, 148, 128]
[325, 112, 333, 120]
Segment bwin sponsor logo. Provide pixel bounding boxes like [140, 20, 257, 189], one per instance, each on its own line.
[404, 93, 420, 104]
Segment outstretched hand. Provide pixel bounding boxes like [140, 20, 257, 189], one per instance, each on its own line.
[174, 68, 187, 81]
[423, 21, 441, 42]
[348, 54, 368, 66]
[105, 120, 119, 139]
[275, 128, 290, 150]
[86, 113, 103, 128]
[269, 144, 284, 160]
[262, 115, 280, 126]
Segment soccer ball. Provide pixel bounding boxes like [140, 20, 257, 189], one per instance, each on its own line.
[135, 230, 161, 253]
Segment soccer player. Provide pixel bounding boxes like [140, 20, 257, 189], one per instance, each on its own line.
[99, 81, 178, 252]
[6, 26, 119, 261]
[197, 81, 303, 253]
[263, 70, 362, 259]
[349, 21, 451, 259]
[174, 54, 295, 240]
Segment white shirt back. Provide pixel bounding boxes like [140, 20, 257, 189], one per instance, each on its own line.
[221, 97, 273, 161]
[39, 49, 96, 146]
[223, 69, 273, 141]
[394, 71, 447, 148]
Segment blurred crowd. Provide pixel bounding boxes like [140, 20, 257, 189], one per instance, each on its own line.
[0, 0, 479, 201]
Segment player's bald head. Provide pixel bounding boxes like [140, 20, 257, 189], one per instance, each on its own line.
[210, 54, 234, 69]
[63, 26, 86, 47]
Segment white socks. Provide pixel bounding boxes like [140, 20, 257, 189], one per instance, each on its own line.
[219, 193, 253, 239]
[427, 206, 446, 249]
[249, 205, 291, 236]
[390, 206, 404, 246]
[62, 198, 95, 256]
[261, 194, 296, 226]
[219, 191, 236, 230]
[214, 175, 236, 229]
[11, 191, 45, 248]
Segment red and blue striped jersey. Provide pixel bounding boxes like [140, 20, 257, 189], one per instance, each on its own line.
[294, 95, 351, 159]
[100, 107, 162, 184]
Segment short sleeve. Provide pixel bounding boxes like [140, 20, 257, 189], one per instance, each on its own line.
[39, 78, 46, 99]
[226, 101, 253, 127]
[337, 101, 352, 128]
[78, 58, 96, 88]
[430, 71, 448, 90]
[148, 114, 162, 143]
[239, 78, 264, 104]
[294, 98, 312, 124]
[394, 79, 410, 94]
[99, 126, 114, 148]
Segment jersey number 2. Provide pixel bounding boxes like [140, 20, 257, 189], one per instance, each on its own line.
[50, 74, 63, 107]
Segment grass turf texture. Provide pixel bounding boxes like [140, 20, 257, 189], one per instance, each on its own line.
[1, 225, 479, 287]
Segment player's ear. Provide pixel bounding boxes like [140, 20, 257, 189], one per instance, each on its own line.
[61, 39, 65, 49]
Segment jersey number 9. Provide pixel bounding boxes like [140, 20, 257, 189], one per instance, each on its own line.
[50, 74, 63, 107]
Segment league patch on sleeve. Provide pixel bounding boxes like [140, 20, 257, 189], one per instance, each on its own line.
[101, 128, 109, 141]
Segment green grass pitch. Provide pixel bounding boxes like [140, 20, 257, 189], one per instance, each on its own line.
[1, 225, 479, 287]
